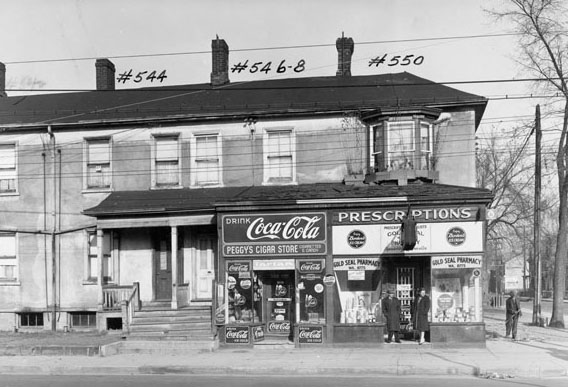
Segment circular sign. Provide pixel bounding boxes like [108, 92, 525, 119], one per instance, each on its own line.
[227, 276, 236, 289]
[437, 293, 454, 311]
[473, 269, 481, 277]
[314, 283, 324, 293]
[240, 279, 251, 290]
[347, 230, 366, 249]
[323, 274, 336, 286]
[446, 227, 466, 246]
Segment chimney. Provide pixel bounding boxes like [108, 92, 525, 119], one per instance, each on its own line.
[336, 34, 354, 76]
[211, 36, 229, 86]
[95, 58, 116, 91]
[0, 62, 6, 97]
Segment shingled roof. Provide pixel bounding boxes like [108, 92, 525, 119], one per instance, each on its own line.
[0, 72, 487, 129]
[83, 183, 493, 217]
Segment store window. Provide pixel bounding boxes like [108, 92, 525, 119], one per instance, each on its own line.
[0, 232, 17, 281]
[333, 257, 381, 323]
[298, 260, 325, 324]
[431, 256, 483, 323]
[226, 261, 262, 324]
[372, 118, 433, 172]
[0, 143, 17, 194]
[84, 138, 111, 190]
[152, 135, 180, 187]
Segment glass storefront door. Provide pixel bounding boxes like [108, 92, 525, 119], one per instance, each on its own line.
[259, 271, 295, 336]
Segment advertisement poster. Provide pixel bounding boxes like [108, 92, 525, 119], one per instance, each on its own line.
[225, 326, 250, 344]
[298, 326, 323, 344]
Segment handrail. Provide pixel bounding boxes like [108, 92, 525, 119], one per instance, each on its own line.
[122, 282, 140, 333]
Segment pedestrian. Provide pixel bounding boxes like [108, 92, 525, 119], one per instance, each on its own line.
[505, 290, 522, 340]
[412, 287, 430, 345]
[382, 290, 401, 343]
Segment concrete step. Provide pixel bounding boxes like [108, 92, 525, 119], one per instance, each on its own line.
[132, 315, 211, 324]
[130, 321, 211, 331]
[134, 309, 211, 318]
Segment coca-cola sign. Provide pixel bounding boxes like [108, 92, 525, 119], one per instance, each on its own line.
[227, 261, 251, 275]
[268, 321, 291, 333]
[225, 326, 249, 344]
[297, 259, 324, 274]
[298, 326, 323, 344]
[222, 213, 327, 257]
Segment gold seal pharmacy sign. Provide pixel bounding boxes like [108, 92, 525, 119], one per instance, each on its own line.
[222, 213, 327, 257]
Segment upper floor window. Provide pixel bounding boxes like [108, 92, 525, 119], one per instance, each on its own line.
[192, 134, 221, 186]
[372, 119, 433, 172]
[0, 232, 17, 282]
[263, 128, 296, 184]
[152, 135, 180, 188]
[0, 143, 17, 194]
[84, 138, 111, 190]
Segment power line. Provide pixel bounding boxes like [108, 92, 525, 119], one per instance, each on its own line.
[3, 32, 521, 65]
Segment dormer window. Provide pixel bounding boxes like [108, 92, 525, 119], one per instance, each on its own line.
[372, 117, 433, 173]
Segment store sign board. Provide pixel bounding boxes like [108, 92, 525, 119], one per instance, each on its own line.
[332, 222, 484, 255]
[297, 259, 325, 274]
[333, 257, 380, 271]
[298, 325, 323, 344]
[222, 213, 327, 257]
[225, 326, 250, 344]
[333, 207, 480, 224]
[431, 256, 483, 269]
[252, 325, 265, 342]
[253, 259, 295, 271]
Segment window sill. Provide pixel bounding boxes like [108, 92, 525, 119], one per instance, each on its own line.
[0, 191, 19, 197]
[0, 281, 21, 286]
[82, 188, 113, 194]
[191, 183, 223, 188]
[262, 180, 298, 186]
[151, 185, 183, 190]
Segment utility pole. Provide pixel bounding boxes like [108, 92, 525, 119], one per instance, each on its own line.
[523, 226, 527, 293]
[532, 105, 542, 325]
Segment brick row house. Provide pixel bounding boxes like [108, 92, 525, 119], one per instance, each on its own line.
[0, 36, 492, 347]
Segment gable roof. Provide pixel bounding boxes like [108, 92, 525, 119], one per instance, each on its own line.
[83, 183, 493, 218]
[0, 72, 486, 129]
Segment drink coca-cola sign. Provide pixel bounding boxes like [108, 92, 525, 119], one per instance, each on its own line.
[225, 326, 249, 344]
[298, 326, 323, 344]
[222, 213, 327, 257]
[227, 261, 251, 275]
[268, 321, 291, 333]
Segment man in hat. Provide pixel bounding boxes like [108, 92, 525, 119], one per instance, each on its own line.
[382, 289, 401, 343]
[505, 290, 522, 340]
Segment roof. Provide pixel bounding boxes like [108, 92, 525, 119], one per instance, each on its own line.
[0, 72, 487, 129]
[83, 183, 493, 217]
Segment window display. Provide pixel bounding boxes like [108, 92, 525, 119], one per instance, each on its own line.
[226, 261, 262, 324]
[333, 257, 381, 324]
[298, 274, 325, 324]
[431, 256, 483, 323]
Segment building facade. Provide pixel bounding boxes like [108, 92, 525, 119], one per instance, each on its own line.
[0, 36, 491, 346]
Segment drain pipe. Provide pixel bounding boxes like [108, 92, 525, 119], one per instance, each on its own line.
[48, 125, 57, 331]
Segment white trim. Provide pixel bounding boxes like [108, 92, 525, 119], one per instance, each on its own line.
[151, 134, 182, 188]
[83, 137, 112, 191]
[296, 197, 407, 205]
[262, 127, 296, 185]
[0, 141, 18, 194]
[190, 132, 222, 187]
[0, 232, 18, 282]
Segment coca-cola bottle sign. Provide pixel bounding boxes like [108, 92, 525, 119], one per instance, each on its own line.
[225, 326, 250, 344]
[298, 326, 323, 343]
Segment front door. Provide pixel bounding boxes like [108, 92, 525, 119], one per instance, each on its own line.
[261, 271, 295, 337]
[154, 232, 172, 300]
[193, 236, 215, 300]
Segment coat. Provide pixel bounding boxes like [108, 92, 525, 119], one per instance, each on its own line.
[506, 295, 521, 318]
[413, 295, 430, 332]
[382, 296, 401, 331]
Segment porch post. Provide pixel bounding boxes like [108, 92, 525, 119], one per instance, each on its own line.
[171, 225, 178, 309]
[97, 228, 104, 308]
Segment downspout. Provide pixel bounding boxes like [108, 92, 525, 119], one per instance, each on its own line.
[57, 147, 62, 323]
[48, 125, 57, 331]
[42, 151, 49, 312]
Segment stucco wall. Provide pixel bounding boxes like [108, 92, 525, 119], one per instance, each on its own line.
[119, 229, 153, 302]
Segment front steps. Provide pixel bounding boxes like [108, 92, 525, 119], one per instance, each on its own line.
[117, 302, 218, 353]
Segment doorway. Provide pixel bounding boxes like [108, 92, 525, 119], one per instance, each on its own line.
[258, 270, 295, 338]
[153, 230, 172, 301]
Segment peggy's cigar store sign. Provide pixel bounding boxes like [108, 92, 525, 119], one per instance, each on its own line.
[332, 206, 485, 255]
[221, 213, 327, 257]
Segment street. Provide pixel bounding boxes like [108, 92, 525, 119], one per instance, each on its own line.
[0, 375, 566, 387]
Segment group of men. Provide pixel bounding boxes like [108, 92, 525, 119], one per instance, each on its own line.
[382, 288, 430, 344]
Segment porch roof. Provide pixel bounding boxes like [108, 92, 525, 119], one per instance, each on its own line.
[83, 183, 493, 218]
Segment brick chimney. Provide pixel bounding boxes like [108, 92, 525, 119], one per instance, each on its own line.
[0, 62, 6, 97]
[336, 35, 354, 76]
[95, 58, 116, 91]
[211, 37, 229, 86]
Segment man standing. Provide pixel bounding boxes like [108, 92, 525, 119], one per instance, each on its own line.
[506, 290, 522, 340]
[382, 290, 401, 343]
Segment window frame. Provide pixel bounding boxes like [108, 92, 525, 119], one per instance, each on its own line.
[84, 230, 116, 284]
[0, 142, 18, 195]
[151, 133, 182, 189]
[0, 232, 18, 283]
[190, 132, 222, 187]
[19, 312, 44, 328]
[70, 311, 97, 328]
[83, 137, 112, 192]
[262, 127, 296, 185]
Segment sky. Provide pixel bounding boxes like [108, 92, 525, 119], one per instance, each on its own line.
[0, 0, 552, 144]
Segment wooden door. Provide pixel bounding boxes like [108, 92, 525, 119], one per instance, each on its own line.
[154, 235, 172, 300]
[193, 237, 215, 300]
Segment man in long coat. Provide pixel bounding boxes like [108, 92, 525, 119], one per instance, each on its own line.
[382, 290, 401, 343]
[505, 290, 522, 340]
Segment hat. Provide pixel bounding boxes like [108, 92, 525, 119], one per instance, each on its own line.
[386, 290, 394, 295]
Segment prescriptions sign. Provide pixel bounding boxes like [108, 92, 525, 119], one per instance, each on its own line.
[222, 213, 327, 257]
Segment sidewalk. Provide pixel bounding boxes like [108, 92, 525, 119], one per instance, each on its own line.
[0, 309, 567, 379]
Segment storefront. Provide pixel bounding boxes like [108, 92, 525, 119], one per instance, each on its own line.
[216, 200, 488, 348]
